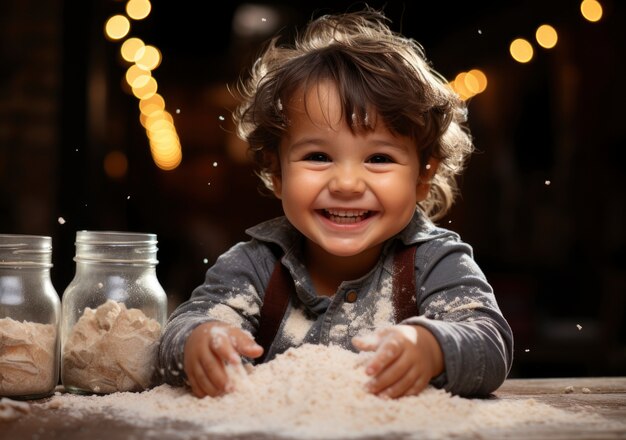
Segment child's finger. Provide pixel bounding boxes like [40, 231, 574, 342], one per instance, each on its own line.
[404, 375, 430, 396]
[372, 355, 418, 398]
[185, 369, 203, 397]
[365, 336, 401, 376]
[231, 330, 264, 359]
[208, 326, 241, 365]
[192, 358, 222, 397]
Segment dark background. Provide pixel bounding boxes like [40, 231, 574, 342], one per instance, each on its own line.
[1, 0, 625, 378]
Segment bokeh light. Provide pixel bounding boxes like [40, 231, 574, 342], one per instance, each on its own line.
[510, 38, 534, 63]
[104, 15, 131, 41]
[126, 0, 152, 20]
[580, 0, 603, 22]
[103, 151, 128, 179]
[536, 24, 558, 49]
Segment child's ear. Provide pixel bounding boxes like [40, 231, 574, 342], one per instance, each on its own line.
[416, 158, 439, 201]
[271, 174, 283, 199]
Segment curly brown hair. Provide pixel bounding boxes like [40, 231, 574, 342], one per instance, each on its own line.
[233, 7, 474, 220]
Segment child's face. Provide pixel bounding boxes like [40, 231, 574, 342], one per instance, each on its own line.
[272, 81, 433, 259]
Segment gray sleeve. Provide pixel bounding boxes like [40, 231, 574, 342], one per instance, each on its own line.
[157, 240, 275, 386]
[403, 238, 514, 397]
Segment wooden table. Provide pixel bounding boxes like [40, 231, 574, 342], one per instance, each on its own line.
[2, 377, 625, 439]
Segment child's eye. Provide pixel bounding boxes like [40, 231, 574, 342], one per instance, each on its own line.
[304, 152, 331, 162]
[367, 154, 394, 164]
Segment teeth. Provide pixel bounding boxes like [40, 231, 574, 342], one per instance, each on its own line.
[323, 209, 370, 224]
[325, 209, 368, 217]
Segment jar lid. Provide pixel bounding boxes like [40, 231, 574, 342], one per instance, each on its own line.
[0, 234, 53, 268]
[74, 230, 159, 265]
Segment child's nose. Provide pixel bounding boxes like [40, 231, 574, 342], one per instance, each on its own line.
[328, 164, 366, 195]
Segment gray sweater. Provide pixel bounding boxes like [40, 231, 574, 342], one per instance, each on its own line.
[158, 210, 514, 396]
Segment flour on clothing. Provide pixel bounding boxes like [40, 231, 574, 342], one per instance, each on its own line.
[225, 285, 260, 316]
[282, 305, 313, 345]
[426, 295, 484, 319]
[206, 303, 245, 327]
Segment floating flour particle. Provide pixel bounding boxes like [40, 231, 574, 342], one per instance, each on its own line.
[0, 318, 57, 397]
[58, 217, 66, 225]
[42, 344, 621, 439]
[576, 324, 582, 330]
[62, 300, 161, 394]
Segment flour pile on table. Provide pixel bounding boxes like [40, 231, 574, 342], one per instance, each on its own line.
[45, 344, 618, 439]
[0, 397, 31, 421]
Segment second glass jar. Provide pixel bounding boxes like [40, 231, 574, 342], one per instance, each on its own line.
[60, 231, 167, 394]
[0, 234, 60, 399]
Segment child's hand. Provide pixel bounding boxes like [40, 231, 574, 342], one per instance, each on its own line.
[352, 325, 444, 399]
[183, 321, 263, 398]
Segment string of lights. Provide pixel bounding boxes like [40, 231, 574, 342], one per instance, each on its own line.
[449, 0, 603, 100]
[104, 0, 182, 171]
[102, 1, 605, 170]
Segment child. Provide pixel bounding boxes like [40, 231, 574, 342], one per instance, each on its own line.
[158, 7, 513, 399]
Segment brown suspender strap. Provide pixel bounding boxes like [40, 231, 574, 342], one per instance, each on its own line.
[392, 244, 418, 323]
[256, 259, 293, 360]
[257, 244, 417, 362]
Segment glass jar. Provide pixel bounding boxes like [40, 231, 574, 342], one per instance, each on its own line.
[60, 231, 167, 394]
[0, 234, 60, 399]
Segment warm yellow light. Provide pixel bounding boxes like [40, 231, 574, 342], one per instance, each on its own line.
[125, 64, 151, 88]
[103, 151, 128, 179]
[149, 138, 182, 171]
[104, 15, 131, 40]
[581, 0, 603, 22]
[134, 45, 161, 71]
[468, 69, 487, 93]
[149, 132, 179, 147]
[143, 110, 174, 129]
[126, 0, 152, 20]
[510, 38, 534, 63]
[536, 24, 558, 49]
[146, 119, 174, 135]
[121, 38, 145, 62]
[452, 73, 472, 100]
[463, 72, 480, 95]
[132, 76, 158, 99]
[139, 94, 165, 116]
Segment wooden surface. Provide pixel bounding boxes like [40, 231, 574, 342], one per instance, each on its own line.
[1, 377, 625, 439]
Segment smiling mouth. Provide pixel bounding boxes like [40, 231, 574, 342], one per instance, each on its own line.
[319, 209, 373, 224]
